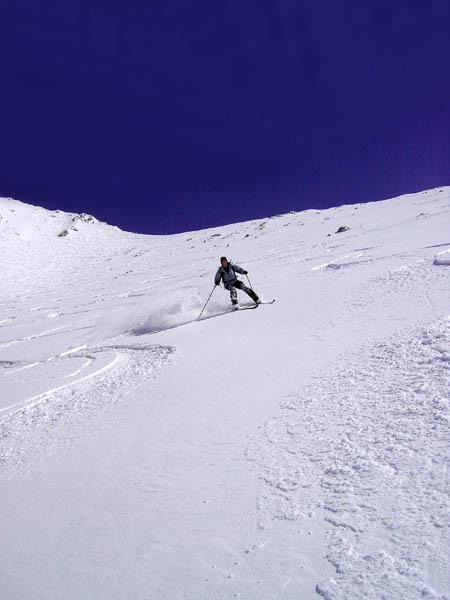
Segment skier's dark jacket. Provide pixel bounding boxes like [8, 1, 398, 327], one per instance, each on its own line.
[214, 262, 246, 287]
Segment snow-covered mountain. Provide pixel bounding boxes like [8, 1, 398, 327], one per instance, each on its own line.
[0, 195, 107, 239]
[1, 188, 449, 599]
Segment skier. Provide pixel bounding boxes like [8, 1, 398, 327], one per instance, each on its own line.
[214, 256, 260, 308]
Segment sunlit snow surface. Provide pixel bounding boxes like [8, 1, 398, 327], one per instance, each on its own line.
[0, 189, 449, 599]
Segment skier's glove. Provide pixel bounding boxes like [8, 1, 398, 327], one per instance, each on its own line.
[243, 270, 248, 275]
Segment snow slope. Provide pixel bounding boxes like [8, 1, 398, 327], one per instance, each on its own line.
[0, 188, 449, 599]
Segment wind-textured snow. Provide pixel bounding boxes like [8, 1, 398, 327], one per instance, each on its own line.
[0, 189, 449, 599]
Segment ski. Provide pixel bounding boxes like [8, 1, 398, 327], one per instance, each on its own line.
[199, 299, 274, 322]
[234, 299, 275, 310]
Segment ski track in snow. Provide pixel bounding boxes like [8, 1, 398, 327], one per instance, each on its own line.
[0, 341, 177, 479]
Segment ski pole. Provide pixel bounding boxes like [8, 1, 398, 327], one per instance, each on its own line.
[246, 274, 254, 290]
[197, 286, 216, 321]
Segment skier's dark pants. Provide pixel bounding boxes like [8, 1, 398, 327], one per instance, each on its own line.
[225, 280, 258, 305]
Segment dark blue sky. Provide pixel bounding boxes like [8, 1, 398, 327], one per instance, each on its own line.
[1, 1, 449, 234]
